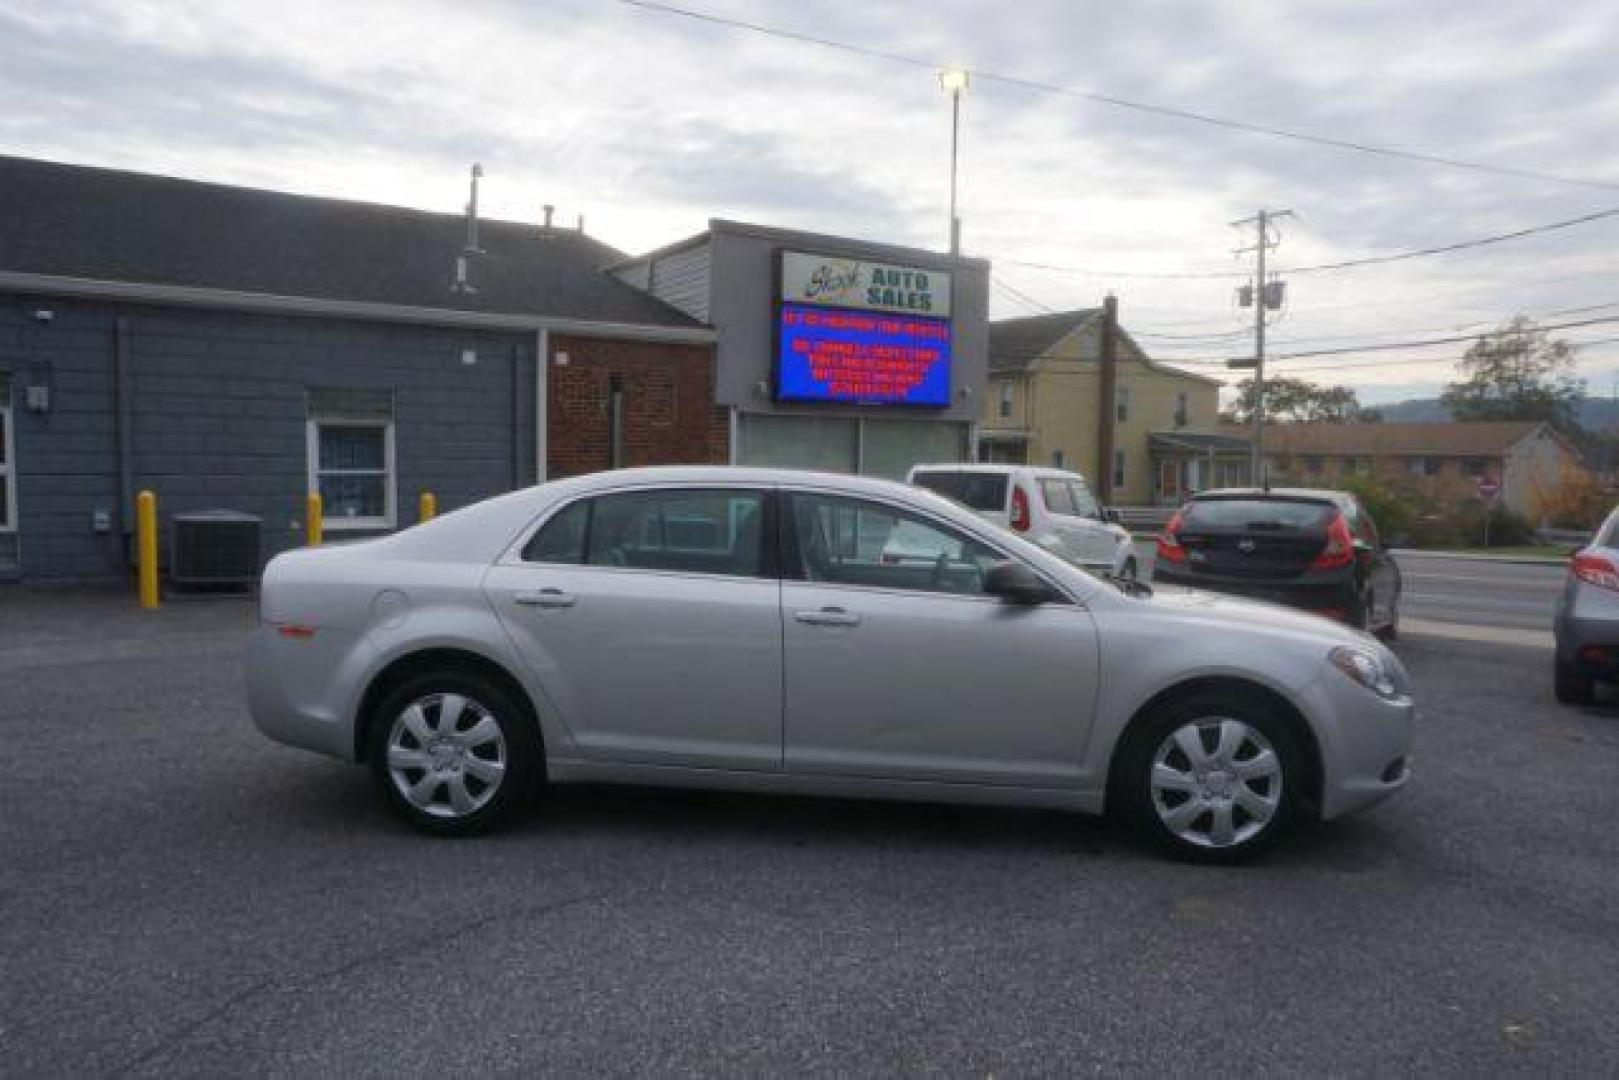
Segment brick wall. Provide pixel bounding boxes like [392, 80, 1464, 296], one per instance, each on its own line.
[547, 335, 727, 479]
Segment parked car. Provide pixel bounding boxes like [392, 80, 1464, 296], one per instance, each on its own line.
[905, 463, 1138, 580]
[1553, 507, 1619, 704]
[248, 466, 1415, 861]
[1153, 488, 1401, 636]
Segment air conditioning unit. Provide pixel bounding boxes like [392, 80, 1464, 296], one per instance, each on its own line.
[171, 509, 262, 588]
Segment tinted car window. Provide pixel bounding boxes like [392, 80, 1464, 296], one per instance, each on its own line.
[791, 493, 1003, 596]
[1183, 498, 1334, 529]
[522, 499, 588, 563]
[1040, 479, 1077, 515]
[525, 489, 765, 578]
[911, 470, 1009, 513]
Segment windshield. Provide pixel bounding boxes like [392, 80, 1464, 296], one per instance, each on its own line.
[1183, 498, 1334, 530]
[911, 470, 1009, 513]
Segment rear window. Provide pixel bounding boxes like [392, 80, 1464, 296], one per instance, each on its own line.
[912, 470, 1008, 513]
[1182, 498, 1335, 530]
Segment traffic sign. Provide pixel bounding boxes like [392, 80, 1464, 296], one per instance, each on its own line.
[1477, 475, 1501, 501]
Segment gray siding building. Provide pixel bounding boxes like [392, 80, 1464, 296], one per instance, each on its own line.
[0, 156, 713, 584]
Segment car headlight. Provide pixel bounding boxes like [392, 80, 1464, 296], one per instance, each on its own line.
[1329, 646, 1401, 701]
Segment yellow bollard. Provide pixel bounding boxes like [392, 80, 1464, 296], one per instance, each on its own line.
[306, 492, 323, 547]
[419, 491, 437, 523]
[136, 490, 159, 609]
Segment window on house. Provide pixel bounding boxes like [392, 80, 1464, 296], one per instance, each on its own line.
[1115, 384, 1131, 423]
[1113, 448, 1127, 489]
[1407, 456, 1439, 477]
[1343, 457, 1367, 476]
[1051, 449, 1066, 469]
[1174, 392, 1189, 427]
[0, 376, 14, 532]
[998, 380, 1013, 419]
[1305, 456, 1325, 476]
[1463, 457, 1490, 477]
[307, 388, 395, 529]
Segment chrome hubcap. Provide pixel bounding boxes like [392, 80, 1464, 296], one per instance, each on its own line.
[386, 693, 507, 819]
[1150, 718, 1282, 849]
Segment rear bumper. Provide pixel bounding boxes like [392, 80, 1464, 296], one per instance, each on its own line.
[1152, 567, 1354, 618]
[1554, 613, 1619, 678]
[245, 622, 364, 761]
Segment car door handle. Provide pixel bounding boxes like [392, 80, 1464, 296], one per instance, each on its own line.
[794, 607, 861, 627]
[513, 588, 576, 609]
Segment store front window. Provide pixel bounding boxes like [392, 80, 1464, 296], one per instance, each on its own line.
[737, 413, 967, 480]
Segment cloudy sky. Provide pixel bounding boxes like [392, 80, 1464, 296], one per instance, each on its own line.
[5, 0, 1619, 404]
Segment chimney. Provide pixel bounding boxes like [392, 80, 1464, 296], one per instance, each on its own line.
[542, 204, 554, 229]
[576, 213, 585, 233]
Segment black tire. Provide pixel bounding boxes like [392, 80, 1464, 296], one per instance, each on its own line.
[1374, 590, 1400, 642]
[1111, 691, 1305, 864]
[366, 668, 542, 835]
[1554, 656, 1596, 706]
[1345, 581, 1370, 630]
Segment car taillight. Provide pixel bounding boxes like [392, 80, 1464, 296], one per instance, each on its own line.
[1156, 509, 1187, 563]
[1571, 551, 1619, 591]
[1010, 486, 1031, 532]
[1311, 512, 1355, 570]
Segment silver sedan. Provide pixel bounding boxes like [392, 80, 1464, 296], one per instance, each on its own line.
[247, 466, 1415, 861]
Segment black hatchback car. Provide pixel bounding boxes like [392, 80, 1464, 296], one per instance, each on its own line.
[1153, 488, 1401, 636]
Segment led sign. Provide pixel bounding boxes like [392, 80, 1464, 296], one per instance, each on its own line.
[776, 302, 952, 406]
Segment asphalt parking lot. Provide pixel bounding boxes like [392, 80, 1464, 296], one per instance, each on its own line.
[4, 588, 1619, 1076]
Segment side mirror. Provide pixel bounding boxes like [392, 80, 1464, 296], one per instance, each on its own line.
[1103, 508, 1122, 525]
[984, 560, 1056, 605]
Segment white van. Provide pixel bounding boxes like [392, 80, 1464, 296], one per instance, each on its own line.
[901, 463, 1139, 580]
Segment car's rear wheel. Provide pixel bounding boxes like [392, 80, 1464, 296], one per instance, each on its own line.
[1114, 692, 1303, 863]
[1554, 655, 1596, 705]
[367, 670, 540, 834]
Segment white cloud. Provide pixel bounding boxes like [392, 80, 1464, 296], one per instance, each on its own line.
[4, 0, 1619, 402]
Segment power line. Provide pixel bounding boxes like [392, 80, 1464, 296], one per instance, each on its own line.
[990, 277, 1056, 314]
[613, 0, 1619, 193]
[997, 204, 1619, 281]
[1267, 314, 1619, 361]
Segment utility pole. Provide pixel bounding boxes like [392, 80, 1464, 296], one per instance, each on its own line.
[940, 69, 969, 255]
[1232, 208, 1291, 485]
[1098, 294, 1119, 503]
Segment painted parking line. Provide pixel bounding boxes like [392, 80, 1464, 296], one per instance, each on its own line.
[1401, 617, 1554, 650]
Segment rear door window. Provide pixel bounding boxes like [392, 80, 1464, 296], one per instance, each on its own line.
[911, 470, 1009, 513]
[1068, 481, 1101, 520]
[524, 489, 767, 578]
[1040, 479, 1077, 516]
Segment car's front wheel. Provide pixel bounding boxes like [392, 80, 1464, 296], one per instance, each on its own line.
[367, 669, 541, 835]
[1114, 692, 1304, 862]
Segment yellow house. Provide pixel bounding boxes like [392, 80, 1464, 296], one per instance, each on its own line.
[978, 309, 1225, 504]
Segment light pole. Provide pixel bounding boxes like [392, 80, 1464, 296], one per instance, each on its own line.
[939, 68, 969, 255]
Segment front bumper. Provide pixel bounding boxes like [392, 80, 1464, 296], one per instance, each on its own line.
[1300, 660, 1416, 819]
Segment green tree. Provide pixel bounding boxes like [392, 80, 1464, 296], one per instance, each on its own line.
[1440, 316, 1584, 430]
[1221, 376, 1376, 424]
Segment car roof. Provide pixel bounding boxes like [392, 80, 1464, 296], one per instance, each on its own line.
[909, 462, 1092, 483]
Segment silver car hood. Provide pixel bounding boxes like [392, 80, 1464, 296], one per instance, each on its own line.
[1120, 583, 1377, 650]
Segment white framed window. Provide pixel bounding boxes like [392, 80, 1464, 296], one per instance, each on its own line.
[1115, 384, 1131, 423]
[1051, 449, 1066, 469]
[0, 379, 14, 532]
[1174, 392, 1189, 427]
[998, 380, 1014, 419]
[306, 417, 396, 529]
